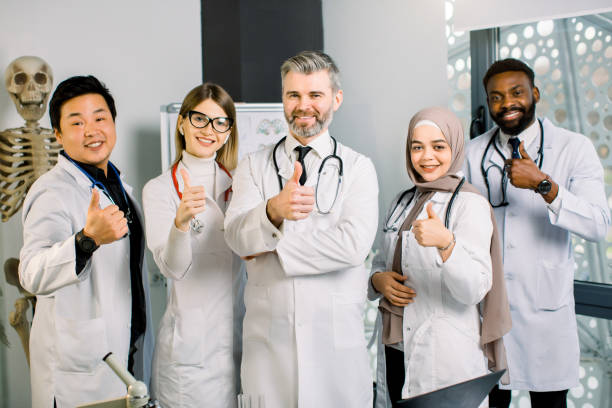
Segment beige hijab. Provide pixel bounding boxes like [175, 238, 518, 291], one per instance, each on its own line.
[378, 106, 511, 381]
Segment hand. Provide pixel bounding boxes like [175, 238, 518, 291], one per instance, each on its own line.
[175, 169, 206, 232]
[412, 203, 454, 249]
[505, 141, 545, 190]
[371, 271, 416, 307]
[266, 162, 315, 228]
[83, 188, 129, 245]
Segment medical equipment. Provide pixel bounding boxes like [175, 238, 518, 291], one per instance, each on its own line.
[272, 135, 343, 214]
[480, 119, 544, 207]
[77, 352, 160, 408]
[382, 178, 466, 232]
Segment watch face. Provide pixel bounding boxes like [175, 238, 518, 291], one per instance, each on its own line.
[538, 179, 552, 194]
[81, 238, 96, 252]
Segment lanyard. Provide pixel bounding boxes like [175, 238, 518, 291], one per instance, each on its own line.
[171, 161, 232, 202]
[64, 155, 133, 224]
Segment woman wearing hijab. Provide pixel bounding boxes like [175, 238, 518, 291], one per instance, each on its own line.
[368, 107, 511, 407]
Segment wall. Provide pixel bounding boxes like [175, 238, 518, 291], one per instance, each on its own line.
[0, 1, 201, 406]
[322, 0, 449, 240]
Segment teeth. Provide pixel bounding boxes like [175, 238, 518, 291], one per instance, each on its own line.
[197, 138, 214, 144]
[87, 142, 102, 148]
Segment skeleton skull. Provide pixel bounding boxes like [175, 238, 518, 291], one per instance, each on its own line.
[4, 56, 53, 122]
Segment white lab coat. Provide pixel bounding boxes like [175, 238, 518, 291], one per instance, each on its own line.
[19, 155, 154, 408]
[464, 118, 610, 391]
[369, 187, 492, 407]
[224, 133, 378, 408]
[142, 159, 245, 408]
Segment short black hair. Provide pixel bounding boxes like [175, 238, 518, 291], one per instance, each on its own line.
[482, 58, 535, 91]
[49, 75, 116, 131]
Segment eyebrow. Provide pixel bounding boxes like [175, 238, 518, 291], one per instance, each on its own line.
[66, 108, 107, 118]
[412, 139, 447, 144]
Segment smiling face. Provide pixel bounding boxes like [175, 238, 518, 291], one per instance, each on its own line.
[486, 70, 540, 136]
[410, 125, 452, 182]
[55, 93, 116, 172]
[282, 70, 343, 144]
[179, 98, 231, 159]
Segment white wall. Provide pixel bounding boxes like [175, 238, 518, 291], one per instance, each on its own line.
[322, 0, 449, 241]
[0, 1, 201, 406]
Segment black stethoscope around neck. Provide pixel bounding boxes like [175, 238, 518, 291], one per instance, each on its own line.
[480, 119, 544, 208]
[272, 135, 343, 214]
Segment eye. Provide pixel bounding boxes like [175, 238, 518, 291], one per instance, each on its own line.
[96, 117, 106, 122]
[71, 121, 83, 126]
[411, 145, 422, 151]
[434, 144, 447, 150]
[14, 72, 27, 85]
[34, 72, 47, 84]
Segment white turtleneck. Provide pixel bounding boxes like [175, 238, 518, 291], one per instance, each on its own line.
[181, 150, 216, 199]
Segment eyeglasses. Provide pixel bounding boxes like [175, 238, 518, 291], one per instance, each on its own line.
[188, 110, 234, 133]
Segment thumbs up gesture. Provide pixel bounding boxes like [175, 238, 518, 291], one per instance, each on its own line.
[83, 188, 129, 245]
[412, 202, 454, 251]
[504, 140, 545, 190]
[175, 169, 206, 232]
[266, 161, 315, 228]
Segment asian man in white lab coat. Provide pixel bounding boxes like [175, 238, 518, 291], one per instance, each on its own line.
[464, 59, 610, 408]
[19, 76, 153, 408]
[224, 51, 379, 408]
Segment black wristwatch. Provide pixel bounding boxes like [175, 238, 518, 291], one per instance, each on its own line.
[75, 229, 99, 254]
[536, 175, 553, 195]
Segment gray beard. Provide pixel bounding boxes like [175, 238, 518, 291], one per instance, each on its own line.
[287, 109, 334, 138]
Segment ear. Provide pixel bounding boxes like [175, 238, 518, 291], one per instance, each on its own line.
[533, 86, 540, 104]
[332, 89, 343, 112]
[54, 128, 64, 145]
[177, 115, 186, 135]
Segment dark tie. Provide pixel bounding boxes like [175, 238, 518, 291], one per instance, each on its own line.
[294, 146, 312, 185]
[508, 137, 521, 159]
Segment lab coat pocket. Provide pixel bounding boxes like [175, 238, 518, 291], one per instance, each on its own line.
[172, 307, 206, 365]
[55, 315, 108, 373]
[537, 259, 573, 310]
[332, 292, 366, 350]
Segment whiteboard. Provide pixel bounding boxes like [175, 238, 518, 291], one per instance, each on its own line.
[159, 102, 288, 170]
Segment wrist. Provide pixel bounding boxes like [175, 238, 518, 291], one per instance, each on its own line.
[76, 228, 99, 253]
[266, 198, 283, 228]
[174, 217, 190, 232]
[437, 232, 455, 251]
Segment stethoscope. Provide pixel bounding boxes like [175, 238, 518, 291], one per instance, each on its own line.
[171, 161, 232, 233]
[272, 135, 343, 214]
[65, 154, 133, 227]
[383, 177, 466, 232]
[480, 119, 544, 208]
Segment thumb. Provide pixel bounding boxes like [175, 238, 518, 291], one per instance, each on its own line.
[290, 161, 302, 185]
[519, 141, 531, 160]
[426, 202, 439, 220]
[180, 169, 191, 189]
[89, 188, 100, 211]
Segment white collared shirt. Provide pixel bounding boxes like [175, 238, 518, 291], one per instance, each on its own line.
[283, 131, 333, 184]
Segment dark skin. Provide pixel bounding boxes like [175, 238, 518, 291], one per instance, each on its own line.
[486, 70, 559, 203]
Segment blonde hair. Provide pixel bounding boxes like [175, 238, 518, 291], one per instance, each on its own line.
[173, 83, 239, 170]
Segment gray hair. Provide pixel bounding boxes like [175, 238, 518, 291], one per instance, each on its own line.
[281, 50, 341, 92]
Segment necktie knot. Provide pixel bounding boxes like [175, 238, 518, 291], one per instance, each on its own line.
[294, 146, 312, 185]
[508, 137, 521, 159]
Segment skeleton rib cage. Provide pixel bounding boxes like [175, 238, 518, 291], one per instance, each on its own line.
[0, 128, 61, 222]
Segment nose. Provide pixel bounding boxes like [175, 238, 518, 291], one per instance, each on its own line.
[296, 97, 311, 112]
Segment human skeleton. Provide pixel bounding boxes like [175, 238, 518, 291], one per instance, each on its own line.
[1, 56, 61, 222]
[1, 56, 59, 364]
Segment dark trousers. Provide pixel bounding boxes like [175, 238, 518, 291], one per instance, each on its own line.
[384, 346, 406, 407]
[489, 384, 569, 408]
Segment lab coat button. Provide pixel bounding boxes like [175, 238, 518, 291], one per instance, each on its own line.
[272, 233, 278, 239]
